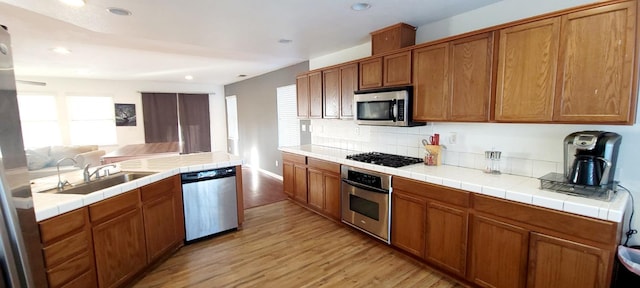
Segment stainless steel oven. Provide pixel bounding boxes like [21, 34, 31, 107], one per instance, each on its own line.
[341, 165, 391, 244]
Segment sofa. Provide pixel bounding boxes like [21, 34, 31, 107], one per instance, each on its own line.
[25, 145, 106, 180]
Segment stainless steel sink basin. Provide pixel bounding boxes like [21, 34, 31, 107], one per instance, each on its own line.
[49, 172, 156, 195]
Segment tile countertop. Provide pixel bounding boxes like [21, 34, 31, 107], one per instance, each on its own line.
[31, 151, 244, 222]
[280, 145, 630, 223]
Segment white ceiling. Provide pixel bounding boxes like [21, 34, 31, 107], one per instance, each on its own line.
[0, 0, 500, 85]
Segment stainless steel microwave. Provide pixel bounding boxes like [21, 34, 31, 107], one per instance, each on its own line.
[353, 87, 425, 127]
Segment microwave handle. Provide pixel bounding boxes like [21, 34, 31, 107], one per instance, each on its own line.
[391, 99, 398, 122]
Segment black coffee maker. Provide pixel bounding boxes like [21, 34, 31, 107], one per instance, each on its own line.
[564, 131, 621, 186]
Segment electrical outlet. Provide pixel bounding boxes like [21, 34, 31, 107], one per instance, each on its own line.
[355, 127, 360, 135]
[301, 124, 306, 132]
[275, 160, 279, 167]
[448, 132, 458, 145]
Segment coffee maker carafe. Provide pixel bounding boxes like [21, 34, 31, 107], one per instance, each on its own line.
[564, 131, 621, 186]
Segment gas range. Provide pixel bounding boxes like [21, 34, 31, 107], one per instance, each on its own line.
[346, 152, 422, 168]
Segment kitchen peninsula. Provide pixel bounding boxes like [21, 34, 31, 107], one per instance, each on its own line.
[281, 144, 630, 287]
[31, 151, 244, 288]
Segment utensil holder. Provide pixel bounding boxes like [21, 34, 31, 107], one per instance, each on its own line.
[424, 145, 442, 166]
[484, 150, 502, 174]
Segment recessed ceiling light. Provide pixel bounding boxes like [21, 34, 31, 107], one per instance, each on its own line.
[278, 39, 293, 44]
[351, 3, 371, 11]
[238, 74, 247, 78]
[60, 0, 85, 7]
[185, 75, 193, 80]
[51, 47, 72, 55]
[107, 7, 132, 16]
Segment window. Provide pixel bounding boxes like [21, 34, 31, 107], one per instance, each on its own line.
[66, 96, 117, 145]
[277, 84, 300, 147]
[17, 94, 62, 148]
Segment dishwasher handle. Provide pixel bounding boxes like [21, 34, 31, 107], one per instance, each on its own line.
[181, 167, 236, 183]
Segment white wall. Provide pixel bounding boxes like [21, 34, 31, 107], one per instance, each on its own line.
[16, 76, 227, 153]
[309, 0, 640, 245]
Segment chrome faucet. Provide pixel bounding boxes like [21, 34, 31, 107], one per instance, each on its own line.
[83, 164, 117, 183]
[56, 157, 77, 190]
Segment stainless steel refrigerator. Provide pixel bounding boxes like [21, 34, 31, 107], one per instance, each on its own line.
[0, 25, 48, 287]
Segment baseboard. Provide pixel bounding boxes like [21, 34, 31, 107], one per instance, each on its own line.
[243, 164, 283, 181]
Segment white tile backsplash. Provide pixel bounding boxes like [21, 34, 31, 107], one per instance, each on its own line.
[310, 119, 563, 178]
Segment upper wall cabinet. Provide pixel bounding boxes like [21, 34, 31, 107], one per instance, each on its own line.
[296, 72, 323, 119]
[553, 1, 637, 123]
[413, 32, 494, 122]
[359, 51, 412, 89]
[323, 63, 359, 119]
[495, 18, 560, 122]
[496, 1, 637, 124]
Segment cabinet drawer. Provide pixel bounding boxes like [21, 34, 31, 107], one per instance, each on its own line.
[42, 231, 91, 268]
[141, 175, 180, 203]
[89, 189, 140, 223]
[307, 158, 340, 174]
[39, 208, 88, 244]
[60, 269, 96, 288]
[46, 251, 92, 288]
[393, 176, 469, 207]
[283, 153, 306, 164]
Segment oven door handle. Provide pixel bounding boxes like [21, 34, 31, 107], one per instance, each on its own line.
[342, 179, 389, 194]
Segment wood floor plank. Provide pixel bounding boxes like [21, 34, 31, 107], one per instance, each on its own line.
[133, 200, 466, 288]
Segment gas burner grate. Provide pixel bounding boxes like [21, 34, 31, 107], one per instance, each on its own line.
[346, 152, 423, 168]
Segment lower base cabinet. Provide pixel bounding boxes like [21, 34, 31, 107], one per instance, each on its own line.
[91, 190, 147, 288]
[468, 215, 529, 288]
[307, 158, 341, 220]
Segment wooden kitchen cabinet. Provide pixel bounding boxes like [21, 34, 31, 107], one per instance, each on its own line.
[359, 51, 411, 89]
[553, 1, 637, 123]
[495, 18, 560, 122]
[39, 207, 96, 288]
[468, 215, 529, 288]
[412, 32, 493, 122]
[283, 152, 308, 203]
[383, 51, 412, 87]
[359, 57, 383, 89]
[140, 175, 183, 264]
[449, 32, 494, 121]
[392, 177, 469, 277]
[90, 189, 146, 288]
[391, 191, 426, 258]
[307, 158, 341, 220]
[323, 63, 359, 119]
[296, 72, 323, 119]
[527, 232, 610, 288]
[412, 43, 449, 121]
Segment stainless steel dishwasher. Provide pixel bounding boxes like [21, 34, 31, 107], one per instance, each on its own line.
[181, 166, 238, 243]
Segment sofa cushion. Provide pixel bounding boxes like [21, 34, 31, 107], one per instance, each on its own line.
[74, 150, 106, 168]
[50, 145, 98, 166]
[25, 148, 52, 170]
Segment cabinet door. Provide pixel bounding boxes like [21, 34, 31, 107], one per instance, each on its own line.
[384, 51, 412, 87]
[323, 172, 341, 220]
[307, 168, 324, 210]
[283, 161, 294, 197]
[340, 63, 358, 118]
[527, 232, 610, 288]
[554, 2, 636, 123]
[323, 68, 340, 119]
[425, 201, 467, 276]
[309, 71, 323, 118]
[469, 215, 529, 288]
[142, 195, 177, 263]
[293, 164, 308, 203]
[391, 191, 426, 258]
[495, 18, 560, 122]
[296, 74, 310, 118]
[93, 208, 146, 288]
[412, 43, 449, 121]
[449, 32, 494, 121]
[359, 57, 383, 89]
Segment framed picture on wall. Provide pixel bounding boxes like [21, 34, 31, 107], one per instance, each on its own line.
[115, 103, 137, 126]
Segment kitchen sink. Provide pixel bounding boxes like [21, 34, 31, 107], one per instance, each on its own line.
[48, 172, 156, 195]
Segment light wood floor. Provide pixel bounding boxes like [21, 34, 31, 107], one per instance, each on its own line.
[134, 200, 466, 288]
